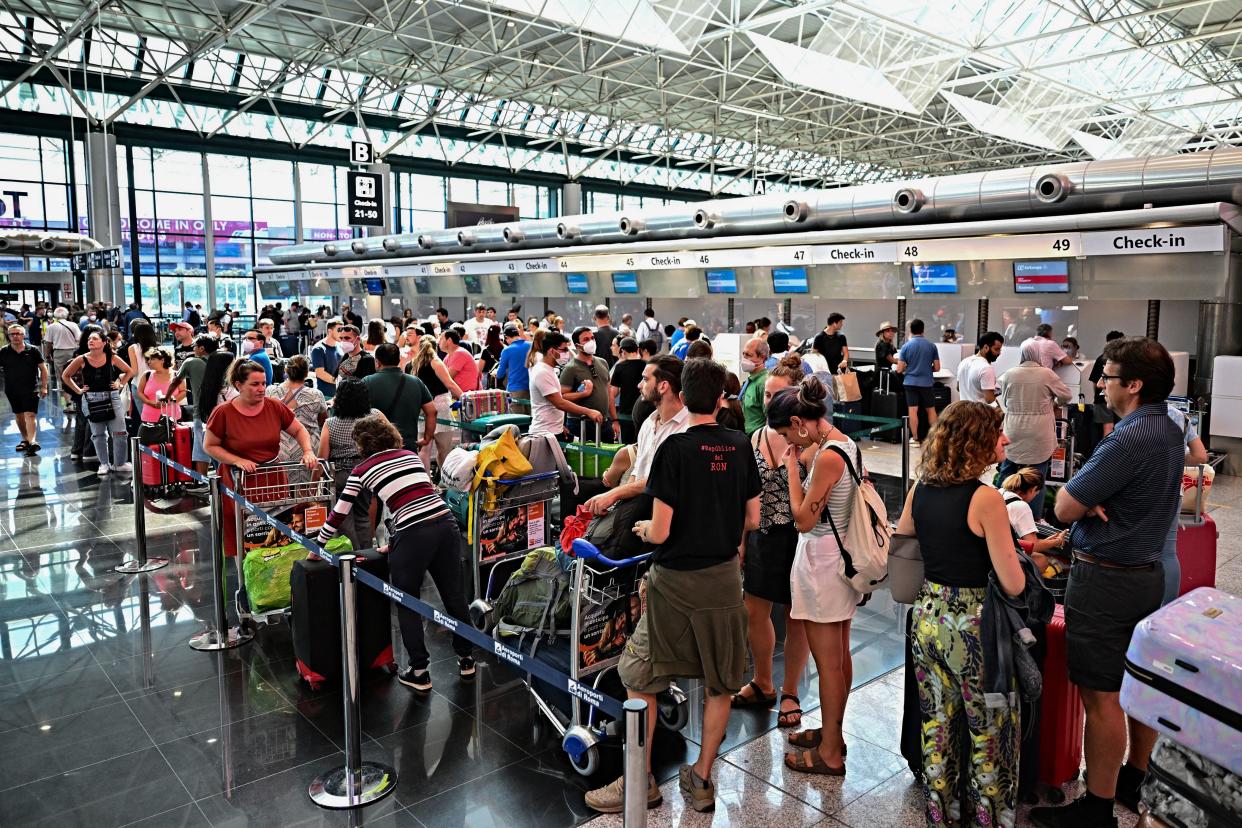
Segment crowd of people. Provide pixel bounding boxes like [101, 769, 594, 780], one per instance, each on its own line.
[0, 294, 1201, 827]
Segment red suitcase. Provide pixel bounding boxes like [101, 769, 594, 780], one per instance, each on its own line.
[1039, 605, 1084, 790]
[1176, 514, 1217, 596]
[170, 421, 192, 482]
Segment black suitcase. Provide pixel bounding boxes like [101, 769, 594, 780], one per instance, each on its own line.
[1141, 737, 1241, 828]
[932, 382, 951, 412]
[870, 371, 902, 443]
[290, 549, 396, 690]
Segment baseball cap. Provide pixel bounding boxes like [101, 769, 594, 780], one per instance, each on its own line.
[502, 324, 520, 337]
[169, 320, 193, 332]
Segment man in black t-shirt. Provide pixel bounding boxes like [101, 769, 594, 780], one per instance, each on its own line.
[0, 324, 49, 454]
[586, 358, 760, 816]
[609, 337, 644, 443]
[812, 312, 849, 374]
[1089, 329, 1125, 436]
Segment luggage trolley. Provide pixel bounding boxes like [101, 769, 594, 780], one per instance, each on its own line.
[232, 460, 335, 631]
[472, 538, 690, 777]
[467, 471, 561, 603]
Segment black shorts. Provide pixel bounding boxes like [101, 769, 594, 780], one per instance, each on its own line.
[1064, 558, 1164, 692]
[743, 522, 798, 605]
[5, 390, 38, 414]
[904, 385, 935, 409]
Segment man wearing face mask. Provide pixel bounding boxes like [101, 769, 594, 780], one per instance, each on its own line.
[561, 326, 620, 441]
[241, 329, 274, 384]
[334, 325, 375, 382]
[529, 331, 603, 437]
[957, 332, 1005, 404]
[739, 337, 771, 436]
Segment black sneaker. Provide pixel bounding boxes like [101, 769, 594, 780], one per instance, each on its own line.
[398, 667, 432, 691]
[1030, 795, 1118, 828]
[1115, 763, 1146, 813]
[458, 656, 476, 678]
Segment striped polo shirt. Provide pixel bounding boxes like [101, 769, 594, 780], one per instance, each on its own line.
[1065, 401, 1184, 565]
[318, 449, 448, 543]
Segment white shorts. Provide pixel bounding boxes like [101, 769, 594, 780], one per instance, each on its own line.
[789, 531, 859, 624]
[432, 393, 457, 436]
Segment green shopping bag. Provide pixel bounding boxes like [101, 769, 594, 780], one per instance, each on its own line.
[244, 535, 352, 613]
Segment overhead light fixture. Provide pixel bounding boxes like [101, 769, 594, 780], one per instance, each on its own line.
[365, 20, 375, 28]
[720, 103, 785, 122]
[507, 21, 515, 27]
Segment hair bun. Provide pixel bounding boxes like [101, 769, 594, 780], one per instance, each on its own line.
[778, 353, 802, 371]
[799, 375, 828, 406]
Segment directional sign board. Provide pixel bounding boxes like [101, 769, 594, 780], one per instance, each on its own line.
[350, 141, 374, 165]
[347, 171, 385, 227]
[70, 246, 121, 271]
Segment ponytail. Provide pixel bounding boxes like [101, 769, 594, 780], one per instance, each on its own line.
[526, 328, 547, 368]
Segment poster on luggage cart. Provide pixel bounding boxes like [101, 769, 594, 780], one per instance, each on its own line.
[477, 504, 529, 561]
[578, 593, 642, 671]
[478, 502, 546, 561]
[242, 503, 312, 553]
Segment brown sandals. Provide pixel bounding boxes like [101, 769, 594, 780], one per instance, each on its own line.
[784, 748, 846, 776]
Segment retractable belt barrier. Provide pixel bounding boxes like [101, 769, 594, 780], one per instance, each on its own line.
[203, 455, 623, 718]
[138, 434, 643, 821]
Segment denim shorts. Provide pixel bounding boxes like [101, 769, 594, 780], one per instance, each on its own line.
[191, 420, 210, 463]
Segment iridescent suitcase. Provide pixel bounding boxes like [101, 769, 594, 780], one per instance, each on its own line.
[1120, 588, 1242, 776]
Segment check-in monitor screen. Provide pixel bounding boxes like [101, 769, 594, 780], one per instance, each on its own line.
[565, 272, 590, 294]
[705, 268, 738, 294]
[772, 266, 809, 294]
[364, 277, 385, 295]
[463, 275, 482, 294]
[911, 263, 958, 294]
[498, 274, 519, 293]
[1013, 260, 1070, 293]
[413, 276, 431, 294]
[612, 272, 639, 294]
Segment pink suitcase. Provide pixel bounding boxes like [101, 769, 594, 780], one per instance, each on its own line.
[1120, 588, 1242, 776]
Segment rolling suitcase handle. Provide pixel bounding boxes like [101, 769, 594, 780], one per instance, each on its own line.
[579, 419, 602, 446]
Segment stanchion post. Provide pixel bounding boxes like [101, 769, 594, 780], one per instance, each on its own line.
[901, 415, 911, 497]
[310, 554, 398, 809]
[115, 437, 170, 574]
[623, 698, 649, 828]
[189, 471, 254, 651]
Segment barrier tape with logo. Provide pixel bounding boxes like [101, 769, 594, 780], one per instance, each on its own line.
[139, 446, 625, 719]
[135, 444, 210, 485]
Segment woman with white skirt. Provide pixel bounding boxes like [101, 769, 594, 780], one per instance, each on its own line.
[766, 375, 861, 777]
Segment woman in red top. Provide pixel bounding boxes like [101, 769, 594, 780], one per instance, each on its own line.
[205, 360, 317, 556]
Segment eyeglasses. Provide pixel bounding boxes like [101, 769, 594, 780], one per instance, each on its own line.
[1098, 374, 1125, 382]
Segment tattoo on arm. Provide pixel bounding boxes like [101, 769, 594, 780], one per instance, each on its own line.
[808, 497, 826, 514]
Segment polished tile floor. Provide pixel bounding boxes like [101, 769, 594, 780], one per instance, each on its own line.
[0, 397, 909, 827]
[6, 397, 1240, 827]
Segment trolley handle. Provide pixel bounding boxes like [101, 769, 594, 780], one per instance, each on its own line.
[571, 539, 653, 569]
[480, 470, 559, 485]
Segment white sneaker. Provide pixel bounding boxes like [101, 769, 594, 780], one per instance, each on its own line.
[909, 438, 921, 447]
[98, 464, 111, 476]
[114, 462, 133, 474]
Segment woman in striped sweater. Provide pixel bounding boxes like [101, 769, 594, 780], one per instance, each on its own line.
[317, 414, 475, 690]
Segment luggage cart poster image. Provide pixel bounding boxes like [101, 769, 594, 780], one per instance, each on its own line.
[477, 501, 546, 562]
[241, 502, 328, 554]
[577, 592, 641, 671]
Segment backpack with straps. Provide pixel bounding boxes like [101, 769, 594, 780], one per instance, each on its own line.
[821, 444, 892, 593]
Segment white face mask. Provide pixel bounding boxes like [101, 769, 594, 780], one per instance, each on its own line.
[580, 340, 597, 356]
[338, 341, 356, 355]
[555, 350, 572, 367]
[242, 339, 259, 355]
[740, 358, 757, 374]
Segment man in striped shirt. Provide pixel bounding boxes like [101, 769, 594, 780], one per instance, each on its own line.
[1031, 338, 1184, 828]
[318, 415, 475, 691]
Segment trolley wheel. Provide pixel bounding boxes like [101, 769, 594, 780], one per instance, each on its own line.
[657, 696, 690, 732]
[567, 744, 599, 777]
[239, 617, 259, 637]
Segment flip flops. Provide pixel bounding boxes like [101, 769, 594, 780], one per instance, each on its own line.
[785, 748, 846, 776]
[777, 693, 802, 728]
[731, 680, 775, 709]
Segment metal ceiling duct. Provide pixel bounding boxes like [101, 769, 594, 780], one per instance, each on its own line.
[618, 206, 701, 240]
[692, 193, 794, 235]
[266, 146, 1242, 265]
[0, 231, 102, 256]
[457, 225, 508, 249]
[502, 219, 561, 247]
[417, 229, 463, 251]
[556, 213, 627, 245]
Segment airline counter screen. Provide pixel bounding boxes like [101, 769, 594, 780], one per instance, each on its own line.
[1014, 260, 1070, 293]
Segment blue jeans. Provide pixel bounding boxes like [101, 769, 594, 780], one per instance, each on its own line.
[1160, 520, 1180, 606]
[996, 458, 1052, 520]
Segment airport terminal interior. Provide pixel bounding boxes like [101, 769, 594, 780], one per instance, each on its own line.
[3, 1, 1242, 826]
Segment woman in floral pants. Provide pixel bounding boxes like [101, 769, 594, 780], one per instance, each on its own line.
[895, 401, 1027, 827]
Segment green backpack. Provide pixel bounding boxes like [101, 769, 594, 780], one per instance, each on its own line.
[490, 547, 573, 640]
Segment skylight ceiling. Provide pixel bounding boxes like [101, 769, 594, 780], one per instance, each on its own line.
[5, 0, 1242, 192]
